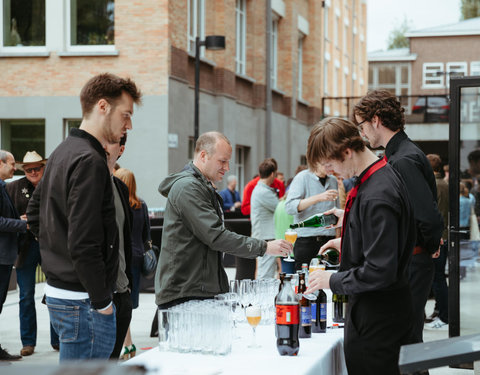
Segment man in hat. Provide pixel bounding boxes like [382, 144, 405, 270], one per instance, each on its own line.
[0, 150, 26, 362]
[6, 151, 59, 356]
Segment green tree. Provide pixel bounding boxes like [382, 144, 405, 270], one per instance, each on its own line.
[461, 0, 480, 19]
[387, 18, 411, 50]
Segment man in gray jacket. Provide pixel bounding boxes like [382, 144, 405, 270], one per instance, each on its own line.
[156, 132, 292, 308]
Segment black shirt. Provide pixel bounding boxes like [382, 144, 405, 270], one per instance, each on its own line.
[385, 131, 443, 254]
[330, 161, 416, 295]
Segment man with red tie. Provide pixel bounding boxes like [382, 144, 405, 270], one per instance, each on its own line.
[306, 117, 416, 375]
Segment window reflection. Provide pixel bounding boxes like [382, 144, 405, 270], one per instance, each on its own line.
[2, 0, 45, 46]
[70, 0, 114, 46]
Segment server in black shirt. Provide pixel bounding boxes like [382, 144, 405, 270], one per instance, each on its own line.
[353, 89, 443, 346]
[306, 117, 415, 375]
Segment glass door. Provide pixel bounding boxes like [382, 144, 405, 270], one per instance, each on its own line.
[448, 77, 480, 338]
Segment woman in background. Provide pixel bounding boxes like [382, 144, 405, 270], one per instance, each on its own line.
[114, 168, 152, 359]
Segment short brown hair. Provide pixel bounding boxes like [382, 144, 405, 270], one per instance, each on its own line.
[258, 158, 277, 178]
[80, 73, 142, 117]
[427, 154, 442, 173]
[353, 89, 405, 132]
[195, 131, 231, 156]
[307, 117, 365, 166]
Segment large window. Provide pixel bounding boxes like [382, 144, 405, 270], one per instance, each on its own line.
[297, 36, 304, 99]
[235, 0, 246, 75]
[64, 119, 81, 139]
[471, 61, 480, 76]
[69, 0, 114, 47]
[324, 58, 329, 95]
[1, 0, 45, 47]
[0, 119, 45, 174]
[235, 146, 248, 194]
[188, 0, 205, 55]
[446, 62, 467, 87]
[423, 63, 444, 88]
[271, 18, 278, 89]
[369, 63, 411, 110]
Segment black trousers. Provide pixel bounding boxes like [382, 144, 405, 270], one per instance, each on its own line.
[110, 291, 132, 359]
[344, 286, 414, 375]
[408, 252, 434, 344]
[293, 235, 334, 272]
[234, 256, 256, 280]
[432, 242, 448, 323]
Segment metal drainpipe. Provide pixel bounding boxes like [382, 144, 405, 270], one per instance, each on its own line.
[265, 0, 272, 158]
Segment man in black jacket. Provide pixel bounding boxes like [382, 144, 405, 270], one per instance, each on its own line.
[306, 118, 415, 375]
[0, 150, 26, 362]
[27, 73, 141, 361]
[353, 89, 443, 347]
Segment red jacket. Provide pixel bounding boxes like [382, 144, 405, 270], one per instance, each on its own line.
[240, 176, 285, 216]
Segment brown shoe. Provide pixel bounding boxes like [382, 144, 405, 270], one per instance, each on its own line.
[20, 346, 34, 356]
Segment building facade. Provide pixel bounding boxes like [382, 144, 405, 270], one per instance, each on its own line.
[0, 0, 367, 208]
[367, 17, 480, 163]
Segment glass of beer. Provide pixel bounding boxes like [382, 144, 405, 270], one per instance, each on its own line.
[284, 229, 297, 262]
[245, 305, 262, 348]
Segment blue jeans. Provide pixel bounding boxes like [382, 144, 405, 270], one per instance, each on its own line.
[16, 241, 59, 347]
[46, 297, 116, 361]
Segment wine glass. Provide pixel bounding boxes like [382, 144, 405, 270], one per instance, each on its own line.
[245, 305, 262, 348]
[284, 229, 297, 262]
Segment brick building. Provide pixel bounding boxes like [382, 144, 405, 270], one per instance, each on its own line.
[367, 16, 480, 164]
[0, 0, 367, 208]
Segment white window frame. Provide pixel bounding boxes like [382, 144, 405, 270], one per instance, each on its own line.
[297, 35, 304, 100]
[446, 61, 467, 88]
[66, 0, 115, 53]
[188, 0, 205, 56]
[471, 61, 480, 76]
[0, 0, 47, 54]
[422, 63, 444, 89]
[235, 0, 246, 75]
[271, 17, 278, 89]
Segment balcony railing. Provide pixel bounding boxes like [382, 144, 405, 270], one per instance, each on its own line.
[321, 94, 450, 124]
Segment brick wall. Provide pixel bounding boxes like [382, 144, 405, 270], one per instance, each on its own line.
[0, 0, 169, 97]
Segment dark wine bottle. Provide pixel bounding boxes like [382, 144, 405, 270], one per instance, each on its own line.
[290, 213, 338, 229]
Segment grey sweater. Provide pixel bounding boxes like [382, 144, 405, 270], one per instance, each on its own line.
[251, 181, 278, 240]
[285, 170, 338, 237]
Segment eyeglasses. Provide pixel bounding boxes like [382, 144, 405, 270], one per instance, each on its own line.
[24, 166, 43, 174]
[357, 119, 368, 131]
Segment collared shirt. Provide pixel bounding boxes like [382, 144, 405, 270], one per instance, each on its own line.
[285, 170, 338, 237]
[385, 130, 443, 254]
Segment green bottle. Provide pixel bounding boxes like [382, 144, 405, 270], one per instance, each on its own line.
[290, 213, 338, 229]
[318, 248, 340, 266]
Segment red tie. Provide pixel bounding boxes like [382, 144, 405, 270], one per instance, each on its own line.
[340, 158, 388, 257]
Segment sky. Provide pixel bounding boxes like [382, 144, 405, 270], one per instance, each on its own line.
[367, 0, 462, 52]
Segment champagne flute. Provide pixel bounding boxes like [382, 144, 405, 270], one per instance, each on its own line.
[245, 305, 262, 348]
[284, 229, 297, 262]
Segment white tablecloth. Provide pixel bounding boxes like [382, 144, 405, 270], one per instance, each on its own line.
[126, 324, 347, 375]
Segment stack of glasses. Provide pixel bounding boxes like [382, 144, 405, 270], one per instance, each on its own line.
[158, 300, 233, 355]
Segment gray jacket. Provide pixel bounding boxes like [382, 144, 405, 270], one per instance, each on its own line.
[155, 162, 266, 306]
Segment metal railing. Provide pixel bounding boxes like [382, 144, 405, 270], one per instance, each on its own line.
[321, 94, 450, 124]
